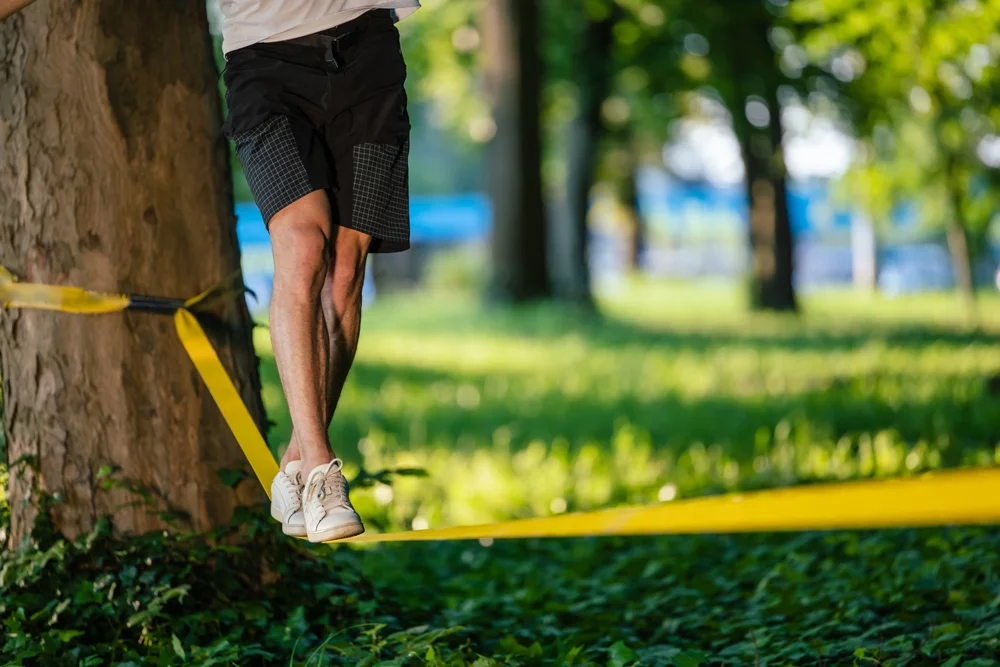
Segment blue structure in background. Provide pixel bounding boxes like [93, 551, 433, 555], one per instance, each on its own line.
[235, 195, 492, 312]
[235, 194, 491, 246]
[235, 181, 990, 310]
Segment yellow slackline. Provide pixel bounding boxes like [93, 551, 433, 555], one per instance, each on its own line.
[0, 266, 130, 313]
[174, 308, 280, 495]
[3, 266, 1000, 545]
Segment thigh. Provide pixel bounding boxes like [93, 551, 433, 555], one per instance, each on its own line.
[223, 45, 334, 227]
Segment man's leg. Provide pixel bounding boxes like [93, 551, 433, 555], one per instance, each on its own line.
[268, 190, 333, 478]
[321, 225, 371, 424]
[279, 225, 371, 469]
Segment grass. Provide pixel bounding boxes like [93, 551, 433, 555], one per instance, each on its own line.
[257, 282, 1000, 534]
[4, 281, 1000, 665]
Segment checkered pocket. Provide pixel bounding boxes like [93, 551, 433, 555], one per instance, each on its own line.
[350, 139, 410, 244]
[233, 115, 314, 223]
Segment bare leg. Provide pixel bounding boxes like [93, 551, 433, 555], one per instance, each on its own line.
[279, 224, 371, 472]
[322, 225, 371, 423]
[268, 190, 333, 478]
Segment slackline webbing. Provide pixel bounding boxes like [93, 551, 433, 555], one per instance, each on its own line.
[3, 265, 1000, 544]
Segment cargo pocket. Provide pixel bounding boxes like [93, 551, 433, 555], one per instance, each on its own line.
[350, 138, 410, 246]
[232, 115, 321, 224]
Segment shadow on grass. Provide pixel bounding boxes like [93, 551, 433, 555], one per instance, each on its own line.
[336, 361, 997, 459]
[363, 300, 1000, 354]
[259, 353, 998, 484]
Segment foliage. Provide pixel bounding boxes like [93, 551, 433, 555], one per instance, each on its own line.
[4, 512, 1000, 665]
[399, 0, 484, 142]
[0, 512, 436, 665]
[791, 0, 1000, 254]
[4, 283, 1000, 664]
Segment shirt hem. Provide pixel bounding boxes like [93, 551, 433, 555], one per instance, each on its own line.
[222, 2, 420, 56]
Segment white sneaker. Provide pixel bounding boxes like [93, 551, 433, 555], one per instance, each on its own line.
[302, 459, 365, 543]
[270, 460, 306, 537]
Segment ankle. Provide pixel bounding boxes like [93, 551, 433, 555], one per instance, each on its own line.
[300, 452, 334, 478]
[280, 453, 302, 472]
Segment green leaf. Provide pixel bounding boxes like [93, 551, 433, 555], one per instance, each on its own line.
[216, 468, 248, 489]
[563, 645, 585, 663]
[673, 651, 705, 667]
[56, 629, 83, 643]
[935, 623, 964, 636]
[609, 641, 637, 667]
[172, 634, 186, 661]
[941, 657, 962, 667]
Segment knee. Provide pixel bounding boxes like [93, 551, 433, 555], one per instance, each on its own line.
[330, 228, 371, 295]
[270, 213, 330, 293]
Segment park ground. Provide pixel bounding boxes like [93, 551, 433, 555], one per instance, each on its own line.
[3, 282, 1000, 665]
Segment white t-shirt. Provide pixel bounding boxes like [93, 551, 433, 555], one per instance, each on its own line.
[220, 0, 420, 55]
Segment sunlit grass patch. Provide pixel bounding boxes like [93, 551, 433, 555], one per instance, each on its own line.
[256, 282, 1000, 532]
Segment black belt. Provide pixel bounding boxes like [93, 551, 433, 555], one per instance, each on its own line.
[282, 9, 392, 70]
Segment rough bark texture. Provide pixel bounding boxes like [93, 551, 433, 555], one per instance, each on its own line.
[482, 0, 551, 302]
[552, 9, 617, 307]
[0, 0, 266, 547]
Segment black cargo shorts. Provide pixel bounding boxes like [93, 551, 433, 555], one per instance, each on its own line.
[222, 9, 410, 253]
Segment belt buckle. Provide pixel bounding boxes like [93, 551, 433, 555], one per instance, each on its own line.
[324, 39, 344, 71]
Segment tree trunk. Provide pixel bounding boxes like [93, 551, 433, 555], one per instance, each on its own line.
[552, 8, 617, 306]
[0, 0, 266, 547]
[742, 118, 796, 310]
[481, 0, 551, 302]
[621, 143, 645, 274]
[851, 212, 878, 291]
[947, 221, 976, 309]
[730, 17, 796, 313]
[944, 158, 977, 314]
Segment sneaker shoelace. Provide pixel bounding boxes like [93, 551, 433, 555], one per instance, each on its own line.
[308, 460, 350, 515]
[279, 470, 303, 510]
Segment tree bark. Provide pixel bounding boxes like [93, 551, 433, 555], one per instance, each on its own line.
[0, 0, 266, 546]
[552, 8, 617, 306]
[481, 0, 551, 302]
[729, 18, 797, 313]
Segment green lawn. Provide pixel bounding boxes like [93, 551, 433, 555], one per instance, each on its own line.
[258, 283, 1000, 534]
[4, 282, 1000, 665]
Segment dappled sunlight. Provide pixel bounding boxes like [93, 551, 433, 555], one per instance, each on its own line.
[254, 283, 1000, 533]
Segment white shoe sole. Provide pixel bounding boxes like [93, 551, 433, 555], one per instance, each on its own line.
[271, 506, 307, 537]
[307, 521, 365, 543]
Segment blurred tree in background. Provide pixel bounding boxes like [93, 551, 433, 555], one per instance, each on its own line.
[792, 0, 1000, 311]
[405, 0, 806, 311]
[544, 0, 619, 308]
[544, 0, 685, 303]
[481, 0, 553, 301]
[244, 0, 1000, 309]
[705, 0, 798, 311]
